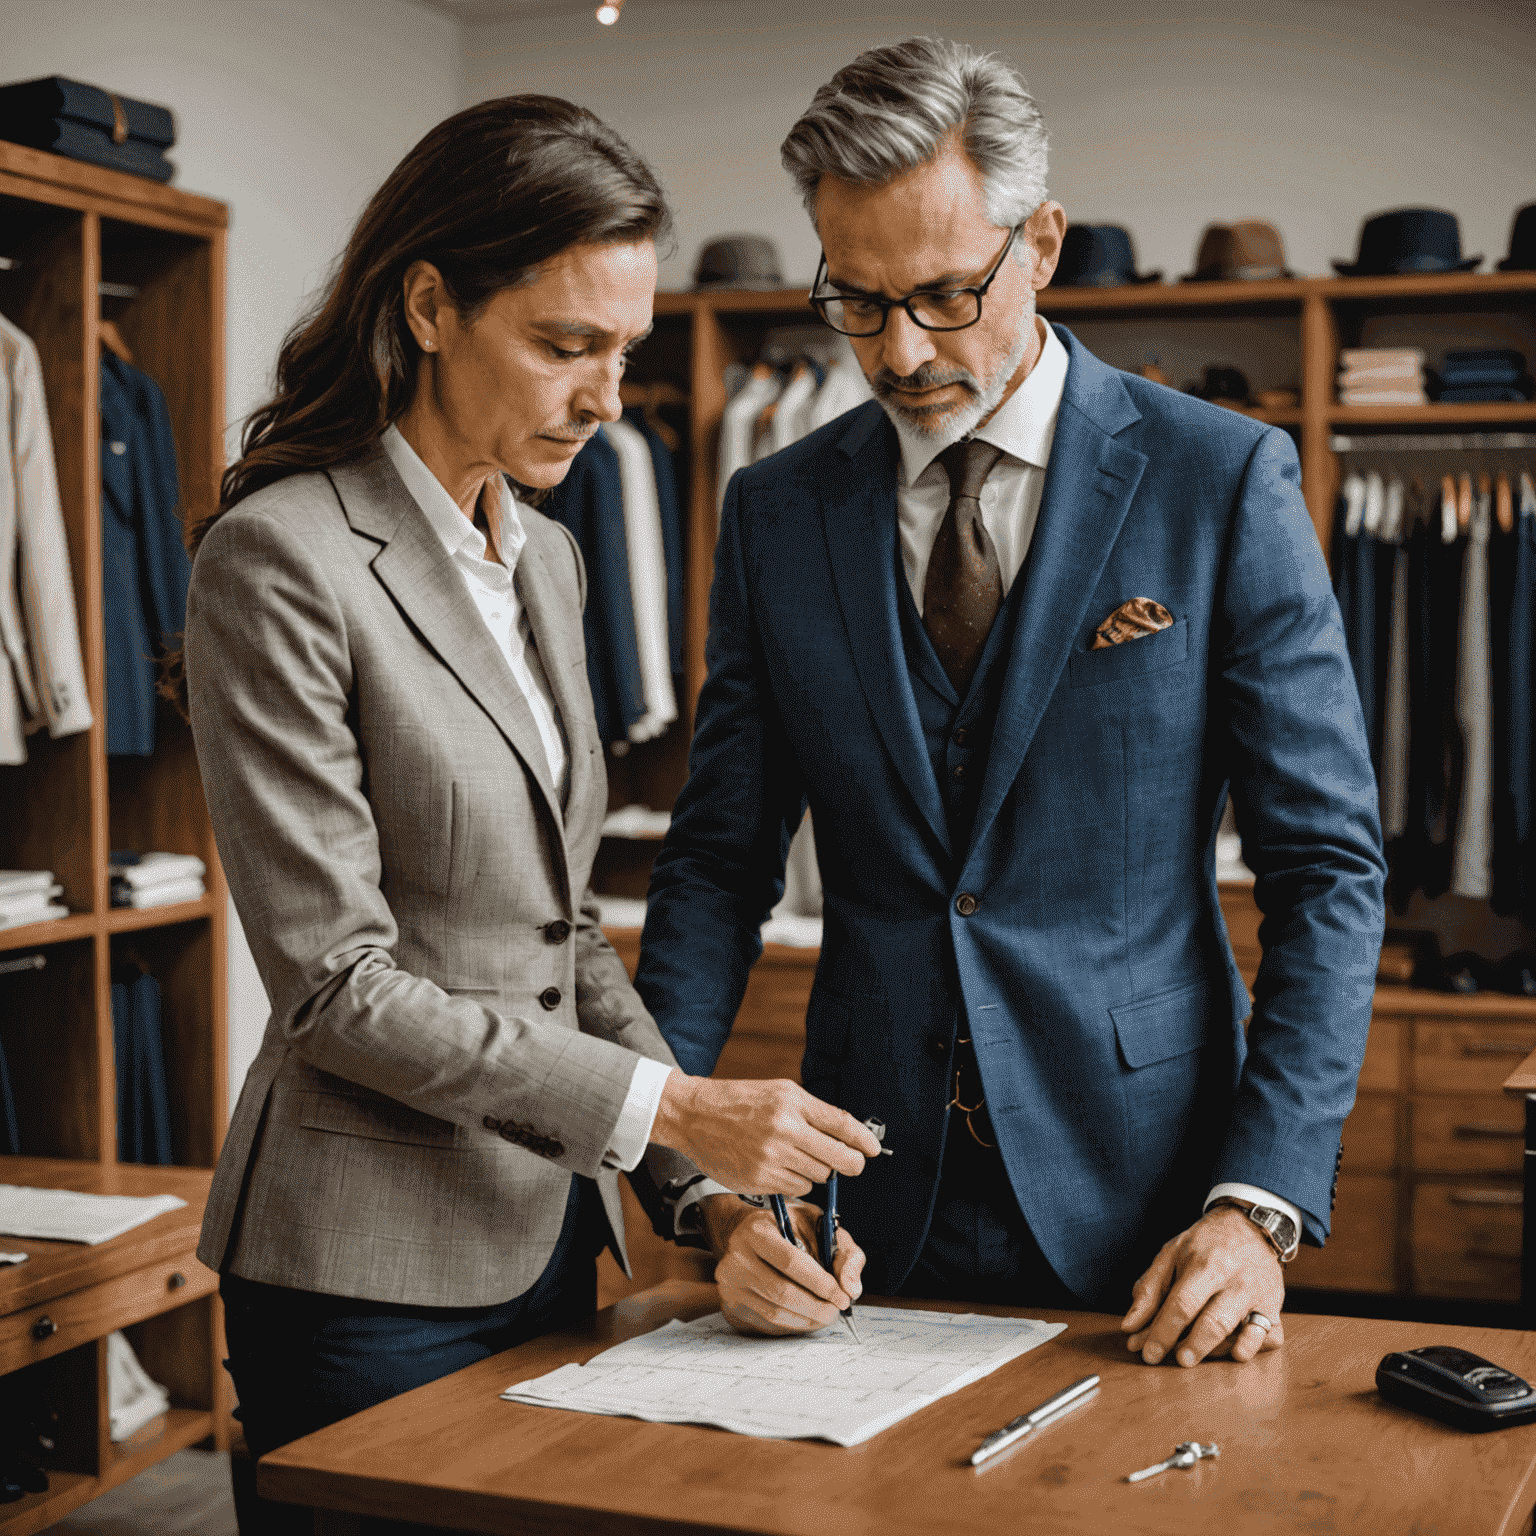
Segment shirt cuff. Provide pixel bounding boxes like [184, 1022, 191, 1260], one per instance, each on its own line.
[1204, 1182, 1303, 1238]
[602, 1055, 673, 1173]
[671, 1178, 736, 1238]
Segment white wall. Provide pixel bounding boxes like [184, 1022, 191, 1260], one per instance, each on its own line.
[3, 0, 465, 1106]
[464, 0, 1536, 290]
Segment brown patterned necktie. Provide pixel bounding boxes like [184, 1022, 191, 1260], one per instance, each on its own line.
[923, 438, 1005, 695]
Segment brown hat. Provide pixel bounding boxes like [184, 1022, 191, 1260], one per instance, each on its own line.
[1183, 220, 1293, 282]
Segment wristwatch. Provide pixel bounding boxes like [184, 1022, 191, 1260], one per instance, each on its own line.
[1213, 1198, 1300, 1263]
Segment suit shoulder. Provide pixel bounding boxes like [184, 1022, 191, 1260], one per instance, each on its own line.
[736, 400, 885, 490]
[1116, 370, 1272, 445]
[212, 470, 348, 543]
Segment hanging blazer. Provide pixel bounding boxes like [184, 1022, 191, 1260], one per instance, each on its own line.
[637, 327, 1386, 1308]
[188, 449, 698, 1307]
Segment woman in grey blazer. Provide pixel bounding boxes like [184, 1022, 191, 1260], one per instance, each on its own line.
[178, 96, 875, 1526]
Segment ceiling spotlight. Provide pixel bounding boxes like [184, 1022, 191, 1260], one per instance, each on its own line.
[596, 0, 623, 22]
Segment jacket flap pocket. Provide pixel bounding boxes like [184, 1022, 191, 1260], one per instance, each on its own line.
[1111, 979, 1211, 1068]
[1067, 618, 1188, 687]
[298, 1090, 460, 1148]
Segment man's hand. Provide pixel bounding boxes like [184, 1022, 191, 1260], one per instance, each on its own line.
[1121, 1204, 1285, 1367]
[651, 1072, 882, 1196]
[699, 1193, 866, 1336]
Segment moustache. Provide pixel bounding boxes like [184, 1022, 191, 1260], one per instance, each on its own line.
[872, 365, 978, 399]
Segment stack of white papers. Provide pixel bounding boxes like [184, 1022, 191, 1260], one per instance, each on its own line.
[107, 1330, 171, 1440]
[0, 1185, 187, 1244]
[503, 1307, 1066, 1447]
[0, 870, 68, 929]
[109, 852, 206, 910]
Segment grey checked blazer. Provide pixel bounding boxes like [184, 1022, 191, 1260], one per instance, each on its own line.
[188, 448, 697, 1306]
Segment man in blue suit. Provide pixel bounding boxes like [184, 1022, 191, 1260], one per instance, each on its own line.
[637, 38, 1385, 1368]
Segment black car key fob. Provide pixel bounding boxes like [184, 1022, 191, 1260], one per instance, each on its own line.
[1377, 1346, 1536, 1432]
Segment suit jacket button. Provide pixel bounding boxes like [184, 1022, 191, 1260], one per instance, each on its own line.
[483, 1115, 501, 1132]
[545, 920, 572, 945]
[540, 987, 562, 1010]
[955, 892, 979, 916]
[928, 1036, 949, 1059]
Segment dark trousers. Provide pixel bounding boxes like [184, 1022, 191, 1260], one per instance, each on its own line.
[221, 1173, 609, 1535]
[896, 1107, 1078, 1309]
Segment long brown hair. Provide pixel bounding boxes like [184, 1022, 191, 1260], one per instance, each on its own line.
[163, 94, 670, 706]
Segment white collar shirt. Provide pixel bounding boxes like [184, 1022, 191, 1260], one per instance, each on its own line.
[381, 424, 569, 803]
[895, 316, 1069, 614]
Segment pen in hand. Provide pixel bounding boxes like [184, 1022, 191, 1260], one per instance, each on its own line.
[768, 1189, 861, 1343]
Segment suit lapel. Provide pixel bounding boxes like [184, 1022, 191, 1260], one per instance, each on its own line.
[823, 406, 951, 859]
[965, 333, 1149, 865]
[329, 453, 567, 840]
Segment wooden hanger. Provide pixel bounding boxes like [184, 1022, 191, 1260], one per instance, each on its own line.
[1457, 470, 1473, 533]
[99, 319, 133, 364]
[1496, 468, 1514, 533]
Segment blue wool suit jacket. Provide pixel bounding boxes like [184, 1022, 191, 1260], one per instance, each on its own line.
[635, 328, 1386, 1307]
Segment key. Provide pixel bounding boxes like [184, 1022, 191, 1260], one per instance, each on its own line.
[1125, 1441, 1219, 1482]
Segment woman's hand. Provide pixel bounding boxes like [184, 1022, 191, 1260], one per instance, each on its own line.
[651, 1071, 882, 1195]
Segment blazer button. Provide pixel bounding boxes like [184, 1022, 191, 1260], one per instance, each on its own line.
[928, 1035, 949, 1059]
[953, 727, 971, 747]
[955, 893, 979, 916]
[540, 987, 562, 1010]
[952, 764, 965, 781]
[544, 920, 572, 945]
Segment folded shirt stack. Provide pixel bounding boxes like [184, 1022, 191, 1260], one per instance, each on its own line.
[0, 871, 67, 930]
[1430, 348, 1533, 404]
[0, 77, 175, 183]
[1337, 348, 1427, 406]
[108, 851, 206, 909]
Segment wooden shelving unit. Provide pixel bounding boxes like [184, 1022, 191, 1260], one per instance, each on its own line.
[0, 142, 230, 1533]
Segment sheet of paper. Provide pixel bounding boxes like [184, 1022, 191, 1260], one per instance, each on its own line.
[503, 1307, 1066, 1447]
[0, 1185, 187, 1245]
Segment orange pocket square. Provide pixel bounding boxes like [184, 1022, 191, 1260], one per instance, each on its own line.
[1092, 597, 1174, 649]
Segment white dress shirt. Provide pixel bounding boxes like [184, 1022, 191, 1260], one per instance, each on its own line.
[380, 425, 671, 1175]
[887, 325, 1304, 1248]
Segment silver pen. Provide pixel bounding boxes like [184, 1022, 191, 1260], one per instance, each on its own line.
[969, 1374, 1100, 1466]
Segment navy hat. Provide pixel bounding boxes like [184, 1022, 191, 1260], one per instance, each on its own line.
[693, 235, 784, 290]
[1498, 203, 1536, 272]
[1333, 208, 1481, 277]
[1191, 364, 1251, 405]
[1050, 224, 1161, 287]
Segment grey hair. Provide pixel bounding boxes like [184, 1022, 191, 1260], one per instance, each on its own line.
[780, 37, 1049, 232]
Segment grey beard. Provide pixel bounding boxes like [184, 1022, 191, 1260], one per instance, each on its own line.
[877, 301, 1036, 454]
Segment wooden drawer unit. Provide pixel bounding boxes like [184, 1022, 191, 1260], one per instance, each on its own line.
[0, 1250, 215, 1378]
[1287, 1174, 1396, 1293]
[1410, 1095, 1525, 1176]
[1411, 1182, 1522, 1302]
[1356, 1018, 1402, 1094]
[1412, 1020, 1536, 1095]
[1338, 1095, 1398, 1173]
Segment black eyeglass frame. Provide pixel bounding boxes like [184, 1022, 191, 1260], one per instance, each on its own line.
[809, 226, 1019, 337]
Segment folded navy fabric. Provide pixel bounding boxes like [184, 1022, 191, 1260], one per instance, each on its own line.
[3, 118, 173, 181]
[1437, 384, 1533, 404]
[1439, 349, 1526, 387]
[0, 76, 174, 146]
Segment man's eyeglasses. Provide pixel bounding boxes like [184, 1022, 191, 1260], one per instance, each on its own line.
[809, 227, 1018, 337]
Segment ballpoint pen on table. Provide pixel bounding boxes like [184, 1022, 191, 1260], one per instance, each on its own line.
[767, 1190, 861, 1343]
[969, 1375, 1100, 1465]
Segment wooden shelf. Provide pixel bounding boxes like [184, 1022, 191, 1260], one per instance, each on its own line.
[0, 144, 230, 1525]
[1327, 402, 1536, 425]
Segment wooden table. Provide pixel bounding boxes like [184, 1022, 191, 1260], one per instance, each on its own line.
[260, 1280, 1536, 1536]
[0, 1158, 225, 1536]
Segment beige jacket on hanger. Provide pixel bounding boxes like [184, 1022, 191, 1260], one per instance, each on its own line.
[0, 313, 93, 762]
[188, 450, 699, 1306]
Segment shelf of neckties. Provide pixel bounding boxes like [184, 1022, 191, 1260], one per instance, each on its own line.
[0, 142, 232, 1520]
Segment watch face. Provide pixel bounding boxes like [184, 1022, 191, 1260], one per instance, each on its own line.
[1254, 1206, 1299, 1255]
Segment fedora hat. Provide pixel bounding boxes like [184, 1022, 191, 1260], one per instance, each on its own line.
[1049, 224, 1160, 287]
[1333, 207, 1481, 276]
[1191, 364, 1251, 406]
[1182, 220, 1293, 282]
[693, 234, 784, 290]
[1498, 203, 1536, 272]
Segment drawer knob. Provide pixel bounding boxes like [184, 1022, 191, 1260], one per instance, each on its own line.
[168, 1271, 186, 1290]
[31, 1315, 56, 1342]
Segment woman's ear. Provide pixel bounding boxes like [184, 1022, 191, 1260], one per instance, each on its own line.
[402, 260, 449, 352]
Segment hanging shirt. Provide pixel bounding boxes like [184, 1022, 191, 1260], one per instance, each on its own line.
[1451, 482, 1493, 898]
[381, 425, 569, 801]
[894, 317, 1068, 613]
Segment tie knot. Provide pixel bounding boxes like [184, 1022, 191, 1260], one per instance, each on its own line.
[937, 438, 1004, 503]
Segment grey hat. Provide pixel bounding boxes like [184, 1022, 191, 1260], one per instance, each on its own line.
[693, 234, 784, 290]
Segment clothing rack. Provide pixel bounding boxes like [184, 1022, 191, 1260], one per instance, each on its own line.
[1331, 432, 1536, 453]
[0, 954, 46, 977]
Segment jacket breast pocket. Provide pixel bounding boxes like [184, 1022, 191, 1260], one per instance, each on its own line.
[1067, 618, 1189, 688]
[298, 1090, 461, 1148]
[1110, 978, 1211, 1068]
